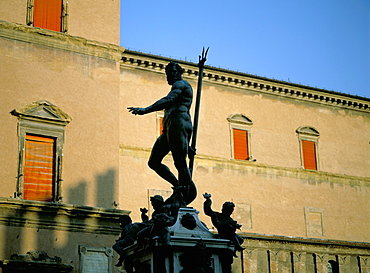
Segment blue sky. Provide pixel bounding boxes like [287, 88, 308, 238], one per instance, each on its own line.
[120, 0, 370, 98]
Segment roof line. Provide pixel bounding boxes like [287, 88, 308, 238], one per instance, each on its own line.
[123, 49, 370, 102]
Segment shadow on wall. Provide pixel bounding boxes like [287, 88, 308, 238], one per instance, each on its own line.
[68, 180, 87, 207]
[96, 169, 116, 208]
[67, 168, 116, 208]
[0, 168, 125, 273]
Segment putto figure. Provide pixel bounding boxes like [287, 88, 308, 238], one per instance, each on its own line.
[136, 195, 178, 250]
[112, 215, 146, 267]
[128, 62, 196, 205]
[203, 193, 245, 256]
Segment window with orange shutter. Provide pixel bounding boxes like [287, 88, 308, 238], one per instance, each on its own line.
[227, 114, 253, 161]
[296, 126, 320, 171]
[33, 0, 63, 32]
[233, 129, 249, 160]
[301, 140, 317, 170]
[23, 134, 55, 201]
[156, 112, 165, 136]
[159, 117, 164, 135]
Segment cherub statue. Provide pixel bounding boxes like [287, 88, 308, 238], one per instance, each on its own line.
[203, 193, 244, 256]
[137, 194, 180, 249]
[112, 215, 147, 267]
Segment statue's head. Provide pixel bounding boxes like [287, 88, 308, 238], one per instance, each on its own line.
[150, 195, 164, 208]
[221, 201, 235, 216]
[165, 61, 184, 85]
[119, 215, 132, 227]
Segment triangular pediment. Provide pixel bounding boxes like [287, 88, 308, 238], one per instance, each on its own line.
[11, 100, 72, 124]
[227, 113, 253, 125]
[296, 126, 320, 136]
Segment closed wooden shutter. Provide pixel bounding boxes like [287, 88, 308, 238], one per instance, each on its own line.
[159, 117, 164, 135]
[302, 140, 317, 170]
[233, 129, 249, 160]
[33, 0, 62, 32]
[24, 134, 55, 201]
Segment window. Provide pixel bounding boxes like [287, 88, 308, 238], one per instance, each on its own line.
[27, 0, 68, 32]
[157, 111, 164, 137]
[11, 101, 71, 202]
[296, 126, 320, 170]
[227, 114, 253, 161]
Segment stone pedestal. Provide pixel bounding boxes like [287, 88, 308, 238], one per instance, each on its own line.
[122, 208, 235, 273]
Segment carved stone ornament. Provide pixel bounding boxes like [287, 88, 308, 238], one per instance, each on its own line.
[181, 213, 197, 230]
[0, 250, 73, 273]
[10, 250, 62, 263]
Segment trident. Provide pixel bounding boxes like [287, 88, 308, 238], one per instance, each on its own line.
[189, 47, 209, 176]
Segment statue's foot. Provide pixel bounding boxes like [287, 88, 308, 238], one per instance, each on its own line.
[185, 181, 197, 205]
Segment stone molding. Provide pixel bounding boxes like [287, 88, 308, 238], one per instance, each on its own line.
[120, 145, 370, 189]
[241, 235, 370, 255]
[0, 197, 130, 235]
[121, 50, 370, 113]
[0, 260, 73, 273]
[0, 20, 125, 61]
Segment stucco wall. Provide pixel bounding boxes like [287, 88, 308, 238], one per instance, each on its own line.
[0, 0, 27, 25]
[68, 0, 120, 45]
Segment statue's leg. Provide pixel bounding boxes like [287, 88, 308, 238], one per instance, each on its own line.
[167, 118, 196, 204]
[168, 124, 191, 187]
[148, 134, 179, 187]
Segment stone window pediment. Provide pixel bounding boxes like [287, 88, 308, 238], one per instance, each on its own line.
[227, 113, 253, 126]
[296, 126, 320, 137]
[11, 100, 71, 125]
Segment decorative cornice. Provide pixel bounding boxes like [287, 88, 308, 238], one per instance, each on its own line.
[120, 145, 370, 188]
[0, 197, 130, 235]
[0, 20, 125, 61]
[121, 50, 370, 113]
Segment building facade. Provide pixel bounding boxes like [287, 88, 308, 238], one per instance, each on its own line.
[0, 1, 128, 273]
[0, 0, 369, 272]
[119, 51, 370, 272]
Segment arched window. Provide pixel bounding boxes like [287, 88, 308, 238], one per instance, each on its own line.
[227, 114, 253, 161]
[11, 101, 71, 202]
[296, 126, 320, 170]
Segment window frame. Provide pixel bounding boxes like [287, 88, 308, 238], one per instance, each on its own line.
[296, 126, 320, 171]
[11, 101, 71, 202]
[26, 0, 69, 33]
[227, 114, 253, 161]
